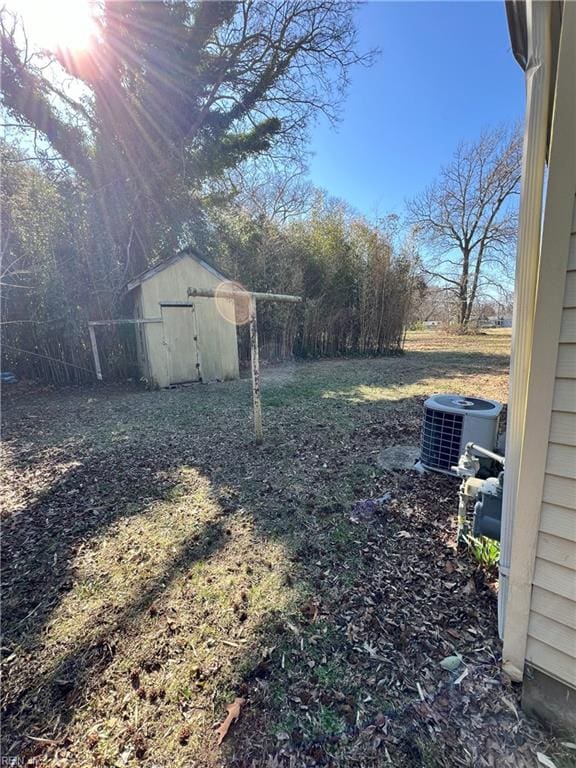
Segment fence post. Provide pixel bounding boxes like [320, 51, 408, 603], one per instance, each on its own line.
[88, 323, 103, 380]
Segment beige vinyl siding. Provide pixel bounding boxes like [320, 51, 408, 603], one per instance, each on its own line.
[526, 638, 576, 688]
[537, 532, 576, 569]
[542, 474, 576, 508]
[556, 344, 576, 377]
[546, 444, 576, 478]
[531, 586, 576, 629]
[564, 271, 576, 308]
[553, 379, 576, 412]
[529, 612, 576, 657]
[549, 412, 576, 445]
[532, 558, 576, 602]
[527, 197, 576, 686]
[560, 308, 576, 342]
[540, 503, 576, 540]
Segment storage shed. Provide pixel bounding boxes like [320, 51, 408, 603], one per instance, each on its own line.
[126, 249, 239, 388]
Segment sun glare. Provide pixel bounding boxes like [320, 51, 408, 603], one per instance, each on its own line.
[9, 0, 98, 52]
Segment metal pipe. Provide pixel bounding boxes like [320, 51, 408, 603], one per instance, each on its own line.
[467, 442, 505, 465]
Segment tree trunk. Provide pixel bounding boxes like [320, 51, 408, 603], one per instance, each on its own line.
[459, 247, 470, 327]
[464, 247, 485, 326]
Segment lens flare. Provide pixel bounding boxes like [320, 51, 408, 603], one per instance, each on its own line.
[8, 0, 98, 52]
[215, 281, 252, 326]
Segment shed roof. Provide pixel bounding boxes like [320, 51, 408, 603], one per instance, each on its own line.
[126, 247, 231, 292]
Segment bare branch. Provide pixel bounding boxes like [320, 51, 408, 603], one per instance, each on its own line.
[407, 126, 521, 326]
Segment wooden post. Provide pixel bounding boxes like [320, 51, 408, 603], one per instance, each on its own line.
[88, 323, 103, 381]
[188, 288, 301, 304]
[249, 296, 263, 445]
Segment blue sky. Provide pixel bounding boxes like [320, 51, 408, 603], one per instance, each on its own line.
[307, 1, 525, 218]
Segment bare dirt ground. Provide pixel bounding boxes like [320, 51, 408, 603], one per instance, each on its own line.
[1, 330, 572, 767]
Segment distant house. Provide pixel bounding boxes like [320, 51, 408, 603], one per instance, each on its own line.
[500, 0, 575, 733]
[126, 249, 239, 388]
[477, 316, 513, 328]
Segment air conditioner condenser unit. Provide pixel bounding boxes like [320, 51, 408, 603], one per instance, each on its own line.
[420, 394, 503, 475]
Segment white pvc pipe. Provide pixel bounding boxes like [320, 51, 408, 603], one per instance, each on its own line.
[499, 0, 552, 638]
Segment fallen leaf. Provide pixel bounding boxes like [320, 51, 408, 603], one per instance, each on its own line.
[301, 599, 319, 622]
[537, 753, 557, 768]
[560, 742, 576, 750]
[363, 641, 378, 657]
[500, 696, 519, 720]
[215, 697, 246, 745]
[440, 655, 462, 672]
[454, 667, 468, 685]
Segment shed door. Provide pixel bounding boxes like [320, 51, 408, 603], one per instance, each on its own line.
[162, 305, 201, 384]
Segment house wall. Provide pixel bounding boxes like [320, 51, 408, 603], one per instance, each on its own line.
[525, 196, 576, 689]
[501, 1, 576, 732]
[138, 255, 239, 387]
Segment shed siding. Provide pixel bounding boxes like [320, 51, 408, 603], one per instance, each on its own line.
[527, 196, 576, 686]
[138, 255, 239, 387]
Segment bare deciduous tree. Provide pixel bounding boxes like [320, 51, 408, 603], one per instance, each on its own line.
[226, 158, 316, 222]
[407, 126, 522, 328]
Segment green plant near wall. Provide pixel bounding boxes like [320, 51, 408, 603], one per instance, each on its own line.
[464, 535, 500, 569]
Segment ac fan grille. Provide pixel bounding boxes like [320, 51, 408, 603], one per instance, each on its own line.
[421, 408, 463, 471]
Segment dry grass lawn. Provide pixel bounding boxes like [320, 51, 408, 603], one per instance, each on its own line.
[1, 330, 572, 767]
